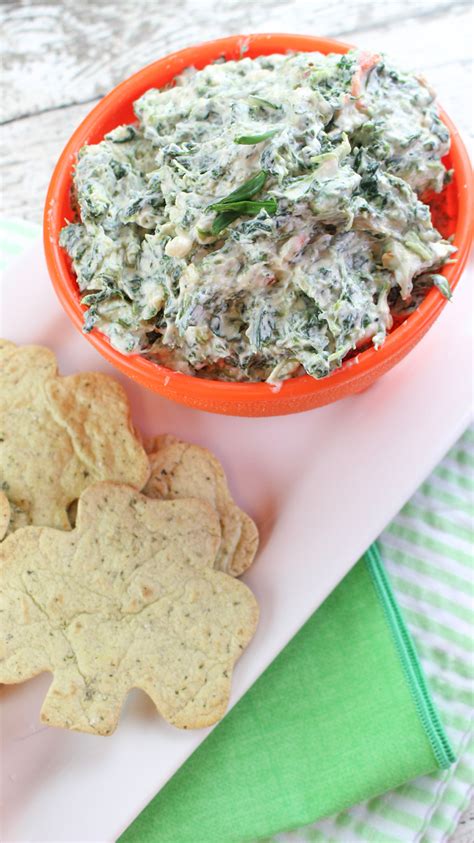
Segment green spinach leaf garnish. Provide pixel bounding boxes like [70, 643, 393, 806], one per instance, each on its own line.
[215, 170, 268, 203]
[209, 199, 277, 215]
[234, 128, 279, 145]
[210, 210, 242, 235]
[207, 171, 277, 235]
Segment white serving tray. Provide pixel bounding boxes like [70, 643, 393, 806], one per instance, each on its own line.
[1, 241, 472, 842]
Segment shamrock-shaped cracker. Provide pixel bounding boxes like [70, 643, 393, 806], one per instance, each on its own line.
[0, 483, 259, 735]
[144, 435, 258, 576]
[0, 340, 149, 532]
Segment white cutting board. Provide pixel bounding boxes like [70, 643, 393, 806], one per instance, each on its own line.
[0, 241, 472, 842]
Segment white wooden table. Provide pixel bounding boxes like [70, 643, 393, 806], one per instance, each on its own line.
[1, 1, 472, 839]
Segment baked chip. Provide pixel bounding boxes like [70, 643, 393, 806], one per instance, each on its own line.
[144, 435, 258, 576]
[0, 483, 258, 735]
[0, 341, 149, 531]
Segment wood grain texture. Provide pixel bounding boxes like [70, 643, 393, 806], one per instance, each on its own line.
[1, 1, 472, 224]
[1, 0, 471, 121]
[0, 101, 94, 221]
[454, 803, 474, 843]
[0, 4, 473, 836]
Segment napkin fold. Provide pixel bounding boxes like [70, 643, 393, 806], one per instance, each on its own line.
[120, 545, 453, 843]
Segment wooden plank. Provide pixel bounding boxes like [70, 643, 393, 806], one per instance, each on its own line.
[1, 0, 470, 122]
[1, 5, 471, 224]
[454, 804, 474, 843]
[0, 101, 96, 222]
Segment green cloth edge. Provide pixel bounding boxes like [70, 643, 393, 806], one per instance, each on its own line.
[365, 544, 455, 769]
[120, 546, 455, 843]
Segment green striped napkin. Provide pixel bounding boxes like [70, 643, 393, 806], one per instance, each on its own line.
[1, 219, 472, 843]
[119, 437, 472, 843]
[293, 433, 474, 843]
[120, 543, 457, 843]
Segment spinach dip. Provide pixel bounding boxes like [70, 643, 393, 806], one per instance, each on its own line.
[60, 50, 454, 383]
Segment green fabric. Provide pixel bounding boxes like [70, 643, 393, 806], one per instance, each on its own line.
[120, 546, 452, 843]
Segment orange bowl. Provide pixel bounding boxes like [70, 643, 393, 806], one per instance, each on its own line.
[44, 33, 474, 417]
